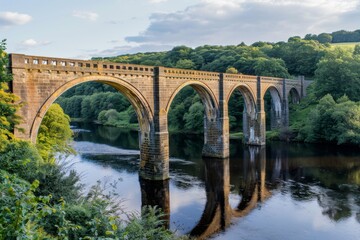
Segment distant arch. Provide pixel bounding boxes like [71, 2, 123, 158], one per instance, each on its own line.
[30, 75, 153, 143]
[288, 87, 301, 104]
[227, 84, 257, 118]
[264, 86, 282, 118]
[165, 81, 219, 119]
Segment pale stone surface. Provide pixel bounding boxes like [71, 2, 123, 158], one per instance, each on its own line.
[9, 54, 307, 180]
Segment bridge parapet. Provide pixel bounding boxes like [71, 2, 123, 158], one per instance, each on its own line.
[260, 76, 283, 82]
[10, 54, 155, 77]
[163, 67, 220, 81]
[223, 73, 257, 82]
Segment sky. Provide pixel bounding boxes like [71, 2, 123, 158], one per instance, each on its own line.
[1, 0, 360, 59]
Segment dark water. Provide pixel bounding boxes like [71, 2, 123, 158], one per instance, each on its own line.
[67, 123, 360, 240]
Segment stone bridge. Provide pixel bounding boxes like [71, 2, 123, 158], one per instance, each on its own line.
[9, 53, 311, 180]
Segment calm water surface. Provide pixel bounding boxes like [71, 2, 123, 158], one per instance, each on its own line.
[67, 123, 360, 240]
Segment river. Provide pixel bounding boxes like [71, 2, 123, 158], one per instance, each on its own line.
[66, 123, 360, 239]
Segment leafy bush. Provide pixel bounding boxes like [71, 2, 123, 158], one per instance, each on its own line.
[299, 94, 360, 145]
[36, 104, 75, 163]
[0, 170, 70, 239]
[0, 140, 41, 181]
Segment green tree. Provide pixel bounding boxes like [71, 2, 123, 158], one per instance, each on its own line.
[353, 45, 360, 56]
[226, 66, 238, 74]
[183, 102, 204, 133]
[314, 48, 360, 101]
[270, 38, 327, 77]
[175, 59, 195, 69]
[253, 57, 290, 78]
[300, 94, 360, 144]
[36, 104, 74, 163]
[0, 39, 21, 150]
[317, 33, 332, 43]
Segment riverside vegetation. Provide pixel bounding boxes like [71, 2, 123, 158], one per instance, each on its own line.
[0, 40, 185, 239]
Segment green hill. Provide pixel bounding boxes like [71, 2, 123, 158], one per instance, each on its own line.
[331, 42, 360, 49]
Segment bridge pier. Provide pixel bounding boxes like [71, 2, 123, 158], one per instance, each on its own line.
[139, 129, 170, 180]
[139, 67, 170, 180]
[202, 116, 229, 158]
[202, 74, 230, 158]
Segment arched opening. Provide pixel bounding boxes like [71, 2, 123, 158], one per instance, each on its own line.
[55, 81, 140, 149]
[263, 86, 282, 131]
[30, 76, 152, 144]
[227, 84, 256, 145]
[288, 88, 300, 105]
[166, 82, 218, 158]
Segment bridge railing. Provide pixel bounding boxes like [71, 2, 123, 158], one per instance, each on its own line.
[163, 67, 220, 81]
[223, 73, 257, 81]
[11, 54, 156, 76]
[10, 54, 311, 85]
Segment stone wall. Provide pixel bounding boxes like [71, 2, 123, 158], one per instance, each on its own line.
[9, 53, 307, 180]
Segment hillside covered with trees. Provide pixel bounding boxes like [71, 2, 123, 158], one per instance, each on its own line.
[58, 36, 360, 145]
[303, 29, 360, 44]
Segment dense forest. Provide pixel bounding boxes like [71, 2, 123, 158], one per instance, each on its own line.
[0, 40, 182, 239]
[58, 36, 360, 145]
[303, 29, 360, 43]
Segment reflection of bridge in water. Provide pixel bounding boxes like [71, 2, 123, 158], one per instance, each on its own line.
[140, 146, 272, 239]
[140, 144, 360, 239]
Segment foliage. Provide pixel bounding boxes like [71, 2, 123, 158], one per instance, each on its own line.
[299, 94, 360, 145]
[314, 47, 360, 101]
[228, 91, 245, 132]
[34, 163, 82, 204]
[269, 38, 327, 77]
[225, 66, 238, 74]
[57, 91, 131, 122]
[36, 104, 74, 163]
[0, 140, 41, 181]
[0, 40, 22, 151]
[120, 206, 176, 240]
[183, 101, 204, 133]
[0, 170, 72, 239]
[98, 106, 137, 128]
[304, 29, 360, 43]
[253, 57, 289, 78]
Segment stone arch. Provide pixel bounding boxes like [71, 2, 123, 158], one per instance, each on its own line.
[263, 85, 282, 130]
[263, 85, 282, 116]
[29, 75, 153, 143]
[165, 81, 219, 120]
[165, 81, 224, 157]
[226, 84, 257, 118]
[226, 84, 258, 144]
[287, 87, 301, 104]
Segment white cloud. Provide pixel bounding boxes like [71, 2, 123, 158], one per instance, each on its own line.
[78, 43, 173, 59]
[125, 0, 360, 46]
[148, 0, 168, 3]
[0, 11, 32, 26]
[72, 10, 98, 21]
[21, 39, 51, 48]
